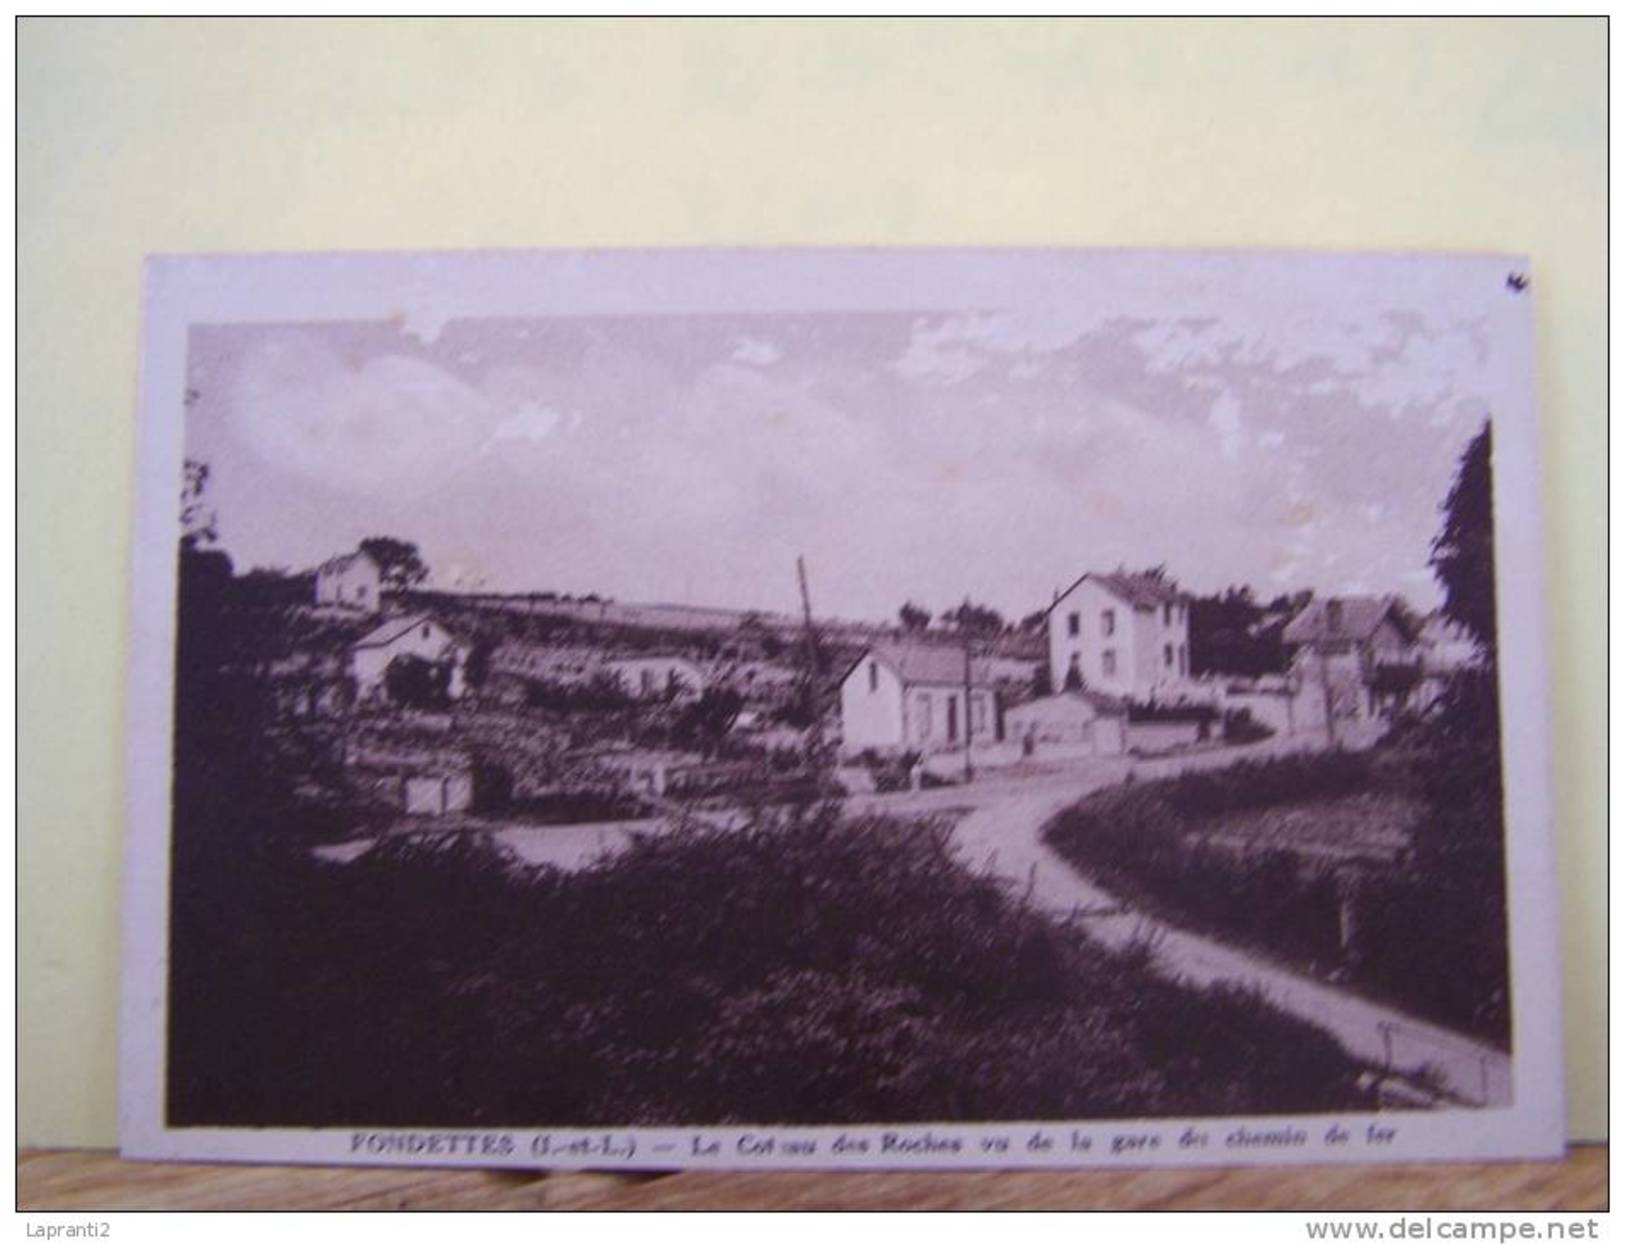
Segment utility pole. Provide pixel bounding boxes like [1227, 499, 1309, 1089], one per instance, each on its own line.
[1319, 645, 1338, 749]
[796, 555, 825, 760]
[962, 630, 975, 783]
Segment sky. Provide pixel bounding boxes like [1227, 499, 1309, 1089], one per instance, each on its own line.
[184, 271, 1500, 624]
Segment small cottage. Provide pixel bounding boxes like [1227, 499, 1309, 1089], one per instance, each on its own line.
[839, 642, 1000, 757]
[350, 613, 469, 704]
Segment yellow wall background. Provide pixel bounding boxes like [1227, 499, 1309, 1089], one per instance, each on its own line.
[19, 17, 1606, 1146]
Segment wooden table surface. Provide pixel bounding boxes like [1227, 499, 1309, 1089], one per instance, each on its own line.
[17, 1146, 1607, 1211]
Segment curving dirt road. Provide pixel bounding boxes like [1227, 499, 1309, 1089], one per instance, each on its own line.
[937, 776, 1512, 1108]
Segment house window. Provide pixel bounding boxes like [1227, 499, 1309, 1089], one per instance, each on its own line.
[1179, 644, 1188, 676]
[422, 625, 431, 639]
[1067, 612, 1081, 638]
[915, 693, 933, 741]
[868, 660, 878, 693]
[946, 694, 959, 743]
[1102, 649, 1117, 677]
[1101, 609, 1115, 637]
[1163, 603, 1172, 626]
[1164, 643, 1174, 669]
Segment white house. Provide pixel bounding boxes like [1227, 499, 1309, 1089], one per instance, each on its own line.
[604, 654, 707, 701]
[1047, 570, 1191, 702]
[1282, 596, 1420, 725]
[316, 549, 384, 614]
[839, 642, 1000, 757]
[350, 613, 468, 703]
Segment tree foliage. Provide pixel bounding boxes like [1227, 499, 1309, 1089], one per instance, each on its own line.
[384, 653, 451, 708]
[360, 536, 430, 591]
[938, 598, 1005, 637]
[1187, 586, 1292, 679]
[674, 687, 746, 756]
[168, 806, 1371, 1127]
[897, 602, 932, 633]
[181, 459, 218, 550]
[1429, 422, 1496, 658]
[462, 642, 491, 690]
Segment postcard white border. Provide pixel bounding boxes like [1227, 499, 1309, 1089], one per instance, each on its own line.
[120, 248, 1566, 1170]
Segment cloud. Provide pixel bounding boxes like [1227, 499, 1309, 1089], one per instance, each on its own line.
[893, 316, 997, 385]
[489, 401, 565, 445]
[731, 336, 782, 367]
[399, 303, 456, 346]
[1207, 391, 1244, 460]
[228, 332, 496, 496]
[227, 336, 596, 495]
[203, 291, 1481, 618]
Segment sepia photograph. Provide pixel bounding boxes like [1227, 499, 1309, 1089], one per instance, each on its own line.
[121, 248, 1563, 1170]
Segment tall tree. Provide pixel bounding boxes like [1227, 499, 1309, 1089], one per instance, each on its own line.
[180, 459, 218, 551]
[1429, 422, 1496, 659]
[1407, 419, 1507, 1039]
[359, 537, 430, 591]
[939, 599, 1004, 637]
[1187, 585, 1289, 678]
[898, 602, 932, 633]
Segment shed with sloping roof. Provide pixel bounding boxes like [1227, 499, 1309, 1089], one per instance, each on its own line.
[1004, 690, 1128, 754]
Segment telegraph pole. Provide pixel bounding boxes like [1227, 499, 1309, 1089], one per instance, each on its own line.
[962, 631, 975, 783]
[1319, 645, 1338, 749]
[796, 555, 825, 761]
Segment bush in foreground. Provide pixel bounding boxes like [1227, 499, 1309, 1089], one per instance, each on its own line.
[169, 803, 1371, 1128]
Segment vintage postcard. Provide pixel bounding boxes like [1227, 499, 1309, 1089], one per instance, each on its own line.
[122, 249, 1563, 1170]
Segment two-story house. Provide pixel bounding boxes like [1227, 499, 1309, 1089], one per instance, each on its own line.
[1281, 595, 1421, 724]
[1046, 570, 1191, 703]
[315, 548, 384, 614]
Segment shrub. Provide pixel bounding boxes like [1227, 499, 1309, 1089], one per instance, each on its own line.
[855, 748, 921, 793]
[384, 654, 452, 709]
[523, 672, 634, 713]
[167, 803, 1372, 1128]
[671, 688, 746, 756]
